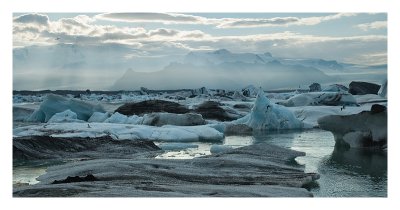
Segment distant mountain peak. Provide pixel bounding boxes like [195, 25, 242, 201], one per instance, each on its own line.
[264, 52, 272, 57]
[211, 49, 231, 55]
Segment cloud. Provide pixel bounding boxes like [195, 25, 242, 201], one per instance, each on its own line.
[96, 13, 207, 24]
[96, 12, 356, 28]
[13, 13, 49, 26]
[356, 21, 387, 31]
[13, 13, 386, 66]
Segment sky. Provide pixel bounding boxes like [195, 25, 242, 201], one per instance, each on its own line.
[12, 12, 387, 90]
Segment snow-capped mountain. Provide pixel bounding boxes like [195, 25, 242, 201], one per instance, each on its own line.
[184, 49, 274, 66]
[111, 49, 335, 90]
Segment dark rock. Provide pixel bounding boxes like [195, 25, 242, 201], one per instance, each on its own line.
[13, 136, 161, 161]
[225, 124, 253, 135]
[371, 104, 386, 114]
[309, 83, 321, 92]
[114, 100, 190, 116]
[233, 103, 252, 109]
[348, 81, 381, 95]
[194, 101, 236, 121]
[52, 174, 99, 184]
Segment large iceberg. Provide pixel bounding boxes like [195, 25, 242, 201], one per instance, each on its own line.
[318, 104, 387, 148]
[277, 92, 357, 107]
[26, 94, 105, 122]
[234, 89, 303, 130]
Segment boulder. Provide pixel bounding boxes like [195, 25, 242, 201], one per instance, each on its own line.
[114, 100, 190, 116]
[309, 83, 321, 92]
[194, 101, 236, 121]
[142, 113, 206, 126]
[348, 81, 381, 95]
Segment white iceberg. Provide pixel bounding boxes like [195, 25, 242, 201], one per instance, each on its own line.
[26, 94, 105, 122]
[277, 92, 357, 107]
[317, 106, 387, 148]
[13, 123, 224, 143]
[88, 112, 111, 123]
[47, 110, 84, 123]
[234, 89, 303, 130]
[104, 112, 129, 124]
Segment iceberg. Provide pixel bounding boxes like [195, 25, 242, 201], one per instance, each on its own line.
[47, 110, 84, 123]
[26, 94, 105, 122]
[88, 112, 111, 123]
[277, 92, 357, 107]
[318, 104, 387, 148]
[13, 123, 224, 143]
[234, 89, 303, 130]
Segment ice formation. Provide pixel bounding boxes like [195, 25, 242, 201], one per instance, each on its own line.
[378, 80, 387, 98]
[318, 105, 387, 148]
[26, 94, 105, 122]
[47, 110, 84, 123]
[88, 112, 111, 123]
[277, 92, 357, 107]
[234, 89, 303, 130]
[13, 123, 224, 142]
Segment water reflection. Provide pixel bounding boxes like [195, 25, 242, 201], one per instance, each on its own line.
[246, 129, 387, 196]
[323, 147, 387, 178]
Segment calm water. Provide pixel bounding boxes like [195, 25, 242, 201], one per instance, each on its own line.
[157, 129, 387, 197]
[251, 129, 387, 197]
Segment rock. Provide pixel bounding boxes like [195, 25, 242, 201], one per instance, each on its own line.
[225, 124, 253, 135]
[114, 100, 190, 116]
[348, 81, 381, 95]
[52, 174, 99, 184]
[317, 109, 387, 148]
[309, 83, 321, 92]
[371, 104, 386, 114]
[13, 136, 161, 161]
[194, 101, 236, 121]
[142, 113, 206, 126]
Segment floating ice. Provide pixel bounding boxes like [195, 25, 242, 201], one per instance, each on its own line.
[234, 89, 303, 130]
[26, 94, 105, 122]
[277, 92, 357, 107]
[47, 110, 84, 123]
[318, 105, 387, 148]
[13, 123, 224, 142]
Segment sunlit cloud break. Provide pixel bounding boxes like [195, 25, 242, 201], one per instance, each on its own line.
[356, 21, 387, 31]
[95, 13, 357, 28]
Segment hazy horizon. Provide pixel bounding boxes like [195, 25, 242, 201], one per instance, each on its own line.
[13, 13, 387, 90]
